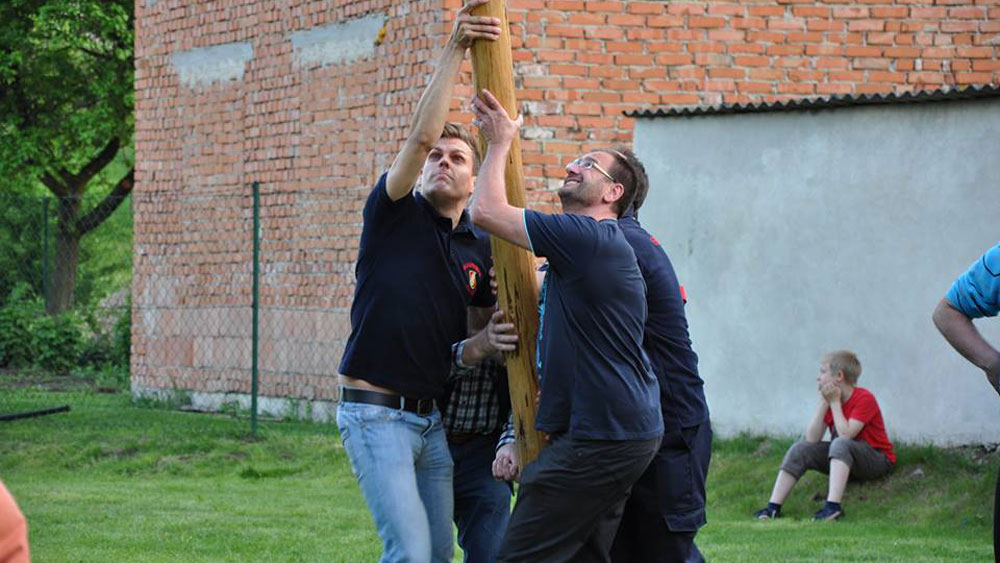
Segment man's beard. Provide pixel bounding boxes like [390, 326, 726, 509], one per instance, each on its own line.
[557, 181, 595, 212]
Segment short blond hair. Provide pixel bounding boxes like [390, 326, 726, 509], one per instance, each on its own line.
[825, 350, 862, 384]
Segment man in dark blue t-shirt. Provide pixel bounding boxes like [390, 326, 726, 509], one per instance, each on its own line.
[335, 3, 506, 562]
[469, 89, 662, 562]
[607, 150, 713, 563]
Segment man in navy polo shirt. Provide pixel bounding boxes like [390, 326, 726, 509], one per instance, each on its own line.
[335, 3, 503, 562]
[469, 89, 663, 562]
[608, 150, 713, 563]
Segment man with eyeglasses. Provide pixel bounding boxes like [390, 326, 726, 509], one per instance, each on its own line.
[469, 89, 662, 563]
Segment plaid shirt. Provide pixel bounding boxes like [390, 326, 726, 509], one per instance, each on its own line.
[443, 343, 509, 436]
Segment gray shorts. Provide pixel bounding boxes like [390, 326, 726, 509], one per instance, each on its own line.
[780, 438, 893, 481]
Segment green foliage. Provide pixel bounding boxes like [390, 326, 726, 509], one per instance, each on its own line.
[0, 0, 135, 313]
[0, 0, 134, 189]
[0, 282, 130, 376]
[0, 283, 40, 367]
[0, 192, 49, 302]
[31, 309, 84, 373]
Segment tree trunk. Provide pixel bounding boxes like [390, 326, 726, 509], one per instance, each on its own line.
[469, 1, 547, 469]
[47, 197, 81, 314]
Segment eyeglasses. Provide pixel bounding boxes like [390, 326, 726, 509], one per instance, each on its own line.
[566, 157, 617, 184]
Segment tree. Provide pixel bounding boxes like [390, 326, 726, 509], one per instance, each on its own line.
[0, 0, 134, 313]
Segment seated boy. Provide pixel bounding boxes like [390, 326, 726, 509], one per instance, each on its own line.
[754, 350, 896, 522]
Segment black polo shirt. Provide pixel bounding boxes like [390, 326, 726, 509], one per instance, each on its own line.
[338, 173, 495, 399]
[619, 210, 709, 431]
[524, 210, 662, 441]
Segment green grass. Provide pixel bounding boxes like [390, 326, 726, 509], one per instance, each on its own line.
[0, 388, 995, 561]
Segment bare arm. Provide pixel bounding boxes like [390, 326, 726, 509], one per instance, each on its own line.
[803, 400, 828, 443]
[468, 89, 530, 249]
[385, 0, 500, 200]
[933, 298, 1000, 394]
[827, 400, 865, 440]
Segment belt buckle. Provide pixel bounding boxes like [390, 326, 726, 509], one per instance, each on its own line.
[405, 397, 433, 416]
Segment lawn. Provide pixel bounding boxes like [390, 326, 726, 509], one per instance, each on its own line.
[0, 386, 995, 562]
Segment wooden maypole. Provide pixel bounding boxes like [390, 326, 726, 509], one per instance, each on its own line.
[468, 1, 545, 468]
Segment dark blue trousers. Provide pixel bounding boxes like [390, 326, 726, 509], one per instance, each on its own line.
[449, 432, 511, 563]
[611, 420, 713, 563]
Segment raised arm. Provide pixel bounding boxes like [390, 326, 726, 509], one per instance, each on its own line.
[385, 0, 500, 200]
[468, 89, 530, 249]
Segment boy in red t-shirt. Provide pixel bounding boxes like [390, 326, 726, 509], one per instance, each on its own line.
[754, 350, 896, 522]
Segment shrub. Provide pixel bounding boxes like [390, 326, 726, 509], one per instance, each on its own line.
[0, 284, 41, 369]
[31, 311, 84, 373]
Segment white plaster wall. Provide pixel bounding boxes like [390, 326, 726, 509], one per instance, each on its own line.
[634, 98, 1000, 445]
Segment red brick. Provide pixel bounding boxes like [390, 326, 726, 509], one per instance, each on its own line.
[584, 1, 624, 12]
[748, 6, 786, 16]
[709, 67, 747, 79]
[867, 32, 895, 45]
[792, 6, 830, 16]
[655, 54, 694, 65]
[750, 67, 785, 80]
[832, 6, 868, 18]
[628, 2, 663, 14]
[608, 14, 645, 26]
[648, 15, 686, 28]
[689, 16, 727, 28]
[949, 7, 987, 18]
[660, 93, 701, 105]
[957, 46, 995, 57]
[667, 3, 708, 15]
[956, 71, 993, 83]
[809, 19, 847, 31]
[734, 55, 771, 66]
[738, 81, 775, 93]
[845, 46, 882, 56]
[847, 20, 884, 32]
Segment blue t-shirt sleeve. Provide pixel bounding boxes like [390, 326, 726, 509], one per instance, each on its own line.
[946, 244, 1000, 319]
[523, 210, 596, 271]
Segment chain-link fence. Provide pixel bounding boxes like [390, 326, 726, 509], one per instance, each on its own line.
[1, 184, 354, 436]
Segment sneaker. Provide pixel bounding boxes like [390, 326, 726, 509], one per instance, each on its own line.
[754, 505, 781, 520]
[813, 505, 844, 522]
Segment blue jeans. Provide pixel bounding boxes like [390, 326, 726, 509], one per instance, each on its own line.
[337, 401, 454, 563]
[450, 433, 512, 563]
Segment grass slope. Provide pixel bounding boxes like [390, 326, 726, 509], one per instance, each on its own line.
[0, 388, 994, 561]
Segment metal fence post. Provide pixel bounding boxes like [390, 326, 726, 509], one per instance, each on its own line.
[41, 197, 50, 307]
[251, 182, 260, 438]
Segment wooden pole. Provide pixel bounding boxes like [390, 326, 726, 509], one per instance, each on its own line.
[469, 0, 546, 468]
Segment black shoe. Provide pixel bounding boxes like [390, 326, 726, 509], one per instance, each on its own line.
[754, 505, 781, 520]
[813, 505, 844, 521]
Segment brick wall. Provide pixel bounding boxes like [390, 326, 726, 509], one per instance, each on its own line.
[133, 0, 998, 403]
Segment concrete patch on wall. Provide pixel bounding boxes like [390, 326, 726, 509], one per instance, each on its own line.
[290, 15, 385, 68]
[171, 42, 254, 87]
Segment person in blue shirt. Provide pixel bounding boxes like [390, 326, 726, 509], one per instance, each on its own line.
[335, 4, 505, 562]
[469, 89, 663, 562]
[933, 243, 1000, 559]
[933, 243, 1000, 395]
[609, 150, 712, 563]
